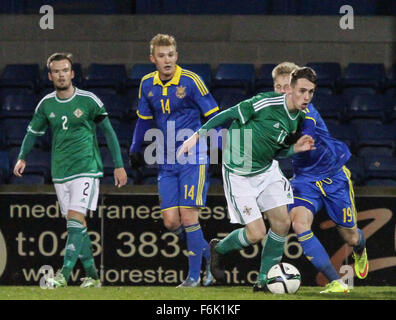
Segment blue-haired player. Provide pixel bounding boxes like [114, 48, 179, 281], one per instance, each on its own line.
[272, 62, 368, 293]
[129, 34, 219, 287]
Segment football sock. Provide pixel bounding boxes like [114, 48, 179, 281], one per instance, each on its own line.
[80, 231, 99, 280]
[172, 225, 186, 243]
[258, 229, 286, 281]
[353, 228, 366, 255]
[185, 223, 205, 281]
[297, 230, 340, 282]
[215, 228, 251, 255]
[61, 219, 85, 281]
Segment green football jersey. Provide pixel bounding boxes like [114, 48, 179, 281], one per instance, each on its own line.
[28, 88, 108, 183]
[223, 92, 305, 176]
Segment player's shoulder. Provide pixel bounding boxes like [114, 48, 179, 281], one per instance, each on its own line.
[251, 92, 285, 111]
[75, 88, 104, 107]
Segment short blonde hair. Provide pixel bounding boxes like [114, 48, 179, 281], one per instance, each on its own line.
[272, 62, 299, 80]
[47, 52, 73, 70]
[150, 34, 177, 55]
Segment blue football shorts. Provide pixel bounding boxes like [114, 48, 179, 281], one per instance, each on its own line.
[158, 163, 209, 212]
[289, 166, 357, 228]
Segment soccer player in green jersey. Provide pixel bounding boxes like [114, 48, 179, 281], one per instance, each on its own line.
[178, 67, 316, 291]
[13, 53, 128, 288]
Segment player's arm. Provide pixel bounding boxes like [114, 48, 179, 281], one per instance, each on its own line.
[96, 116, 127, 187]
[14, 105, 48, 177]
[177, 103, 251, 156]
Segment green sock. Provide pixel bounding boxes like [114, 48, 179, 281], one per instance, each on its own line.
[258, 229, 286, 281]
[216, 228, 251, 255]
[61, 219, 85, 281]
[80, 232, 99, 280]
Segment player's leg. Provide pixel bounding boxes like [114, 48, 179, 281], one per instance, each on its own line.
[177, 163, 212, 287]
[254, 167, 293, 290]
[325, 166, 368, 280]
[159, 169, 186, 242]
[212, 168, 264, 283]
[290, 180, 342, 285]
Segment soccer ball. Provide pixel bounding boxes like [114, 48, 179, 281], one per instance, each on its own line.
[266, 263, 301, 294]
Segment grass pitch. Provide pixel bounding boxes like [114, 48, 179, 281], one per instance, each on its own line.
[0, 286, 395, 300]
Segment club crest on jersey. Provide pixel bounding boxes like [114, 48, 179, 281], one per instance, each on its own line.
[74, 108, 83, 118]
[176, 85, 186, 99]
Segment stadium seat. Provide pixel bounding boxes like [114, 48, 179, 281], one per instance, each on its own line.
[93, 93, 127, 119]
[310, 93, 346, 121]
[213, 64, 255, 94]
[9, 148, 51, 180]
[180, 64, 212, 88]
[342, 63, 386, 90]
[3, 119, 30, 147]
[354, 123, 395, 155]
[300, 0, 377, 15]
[364, 178, 396, 187]
[127, 64, 157, 88]
[0, 150, 10, 179]
[40, 63, 83, 88]
[85, 64, 127, 92]
[9, 174, 45, 185]
[341, 87, 377, 106]
[96, 119, 121, 146]
[219, 91, 248, 110]
[306, 62, 341, 92]
[0, 92, 37, 118]
[346, 94, 389, 123]
[112, 120, 134, 149]
[255, 64, 276, 93]
[212, 87, 248, 106]
[364, 156, 396, 180]
[346, 156, 366, 186]
[0, 64, 40, 91]
[385, 64, 396, 88]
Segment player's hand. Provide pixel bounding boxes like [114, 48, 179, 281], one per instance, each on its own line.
[129, 152, 144, 169]
[13, 159, 26, 177]
[114, 167, 128, 188]
[177, 132, 199, 158]
[293, 134, 315, 153]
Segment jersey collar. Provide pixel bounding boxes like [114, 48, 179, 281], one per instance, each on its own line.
[153, 65, 182, 87]
[55, 86, 77, 103]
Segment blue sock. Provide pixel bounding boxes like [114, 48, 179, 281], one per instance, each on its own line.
[298, 230, 340, 282]
[172, 225, 186, 243]
[353, 228, 366, 255]
[185, 223, 205, 281]
[202, 239, 210, 261]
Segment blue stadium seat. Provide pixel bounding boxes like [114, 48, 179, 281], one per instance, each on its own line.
[180, 64, 212, 88]
[300, 0, 377, 15]
[0, 64, 40, 91]
[341, 88, 377, 106]
[346, 156, 366, 186]
[9, 174, 46, 185]
[40, 63, 83, 88]
[306, 62, 341, 92]
[365, 178, 396, 187]
[364, 156, 396, 180]
[310, 93, 346, 121]
[113, 120, 134, 149]
[354, 123, 395, 157]
[0, 92, 37, 118]
[385, 64, 396, 88]
[213, 64, 255, 94]
[255, 64, 276, 93]
[347, 94, 388, 123]
[96, 119, 121, 146]
[342, 63, 386, 90]
[9, 148, 50, 179]
[3, 119, 49, 149]
[85, 64, 127, 92]
[212, 87, 248, 106]
[0, 150, 10, 179]
[125, 88, 139, 119]
[127, 64, 156, 88]
[219, 91, 248, 110]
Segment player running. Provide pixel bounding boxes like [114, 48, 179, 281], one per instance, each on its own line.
[13, 52, 127, 288]
[129, 34, 219, 287]
[271, 62, 368, 293]
[178, 67, 316, 291]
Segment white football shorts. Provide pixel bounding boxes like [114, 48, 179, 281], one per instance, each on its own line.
[222, 160, 294, 225]
[54, 177, 100, 216]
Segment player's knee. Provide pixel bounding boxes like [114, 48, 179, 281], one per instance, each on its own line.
[163, 219, 181, 231]
[344, 231, 359, 246]
[246, 227, 266, 244]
